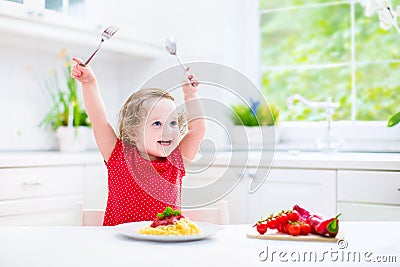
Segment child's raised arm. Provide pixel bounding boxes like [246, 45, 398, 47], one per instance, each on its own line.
[71, 57, 117, 162]
[179, 68, 206, 164]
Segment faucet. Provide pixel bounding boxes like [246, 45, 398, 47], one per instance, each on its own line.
[286, 94, 339, 111]
[287, 94, 344, 152]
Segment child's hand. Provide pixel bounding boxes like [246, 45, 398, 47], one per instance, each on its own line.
[182, 67, 199, 95]
[70, 57, 96, 84]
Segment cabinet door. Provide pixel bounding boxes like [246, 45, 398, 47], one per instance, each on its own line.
[0, 195, 83, 226]
[338, 170, 400, 205]
[337, 170, 400, 221]
[0, 166, 84, 200]
[0, 166, 85, 226]
[0, 0, 33, 17]
[0, 0, 91, 23]
[182, 166, 249, 224]
[247, 168, 337, 223]
[84, 164, 107, 210]
[337, 202, 400, 221]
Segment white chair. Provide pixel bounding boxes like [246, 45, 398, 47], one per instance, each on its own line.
[74, 202, 105, 226]
[181, 200, 230, 225]
[82, 209, 105, 226]
[78, 200, 230, 226]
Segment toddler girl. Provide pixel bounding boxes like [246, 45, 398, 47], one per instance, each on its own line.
[70, 58, 206, 226]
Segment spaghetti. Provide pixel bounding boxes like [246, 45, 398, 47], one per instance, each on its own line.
[138, 218, 201, 236]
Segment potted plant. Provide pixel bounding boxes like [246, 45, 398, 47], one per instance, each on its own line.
[229, 98, 280, 148]
[40, 50, 91, 152]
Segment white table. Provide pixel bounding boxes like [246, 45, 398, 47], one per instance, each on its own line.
[0, 222, 399, 267]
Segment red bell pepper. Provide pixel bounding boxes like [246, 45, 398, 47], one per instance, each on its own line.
[293, 205, 341, 238]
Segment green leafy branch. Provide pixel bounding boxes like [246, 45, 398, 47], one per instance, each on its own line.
[39, 53, 91, 131]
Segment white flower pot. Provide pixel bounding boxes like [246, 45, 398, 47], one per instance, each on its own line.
[56, 126, 91, 152]
[229, 125, 280, 150]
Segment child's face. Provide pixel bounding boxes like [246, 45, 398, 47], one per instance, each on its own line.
[134, 98, 180, 160]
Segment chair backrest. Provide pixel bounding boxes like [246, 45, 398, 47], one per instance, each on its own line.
[80, 201, 230, 226]
[181, 200, 230, 225]
[82, 209, 105, 226]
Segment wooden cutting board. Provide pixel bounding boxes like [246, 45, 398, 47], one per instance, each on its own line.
[247, 229, 341, 243]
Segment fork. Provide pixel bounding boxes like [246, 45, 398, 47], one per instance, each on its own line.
[79, 25, 119, 67]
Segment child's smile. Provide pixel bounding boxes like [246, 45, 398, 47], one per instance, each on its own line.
[157, 140, 172, 146]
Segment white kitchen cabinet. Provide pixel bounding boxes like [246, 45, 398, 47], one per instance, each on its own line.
[0, 0, 91, 26]
[337, 170, 400, 221]
[247, 168, 337, 223]
[84, 164, 107, 210]
[0, 196, 82, 226]
[0, 166, 85, 225]
[0, 0, 163, 58]
[337, 202, 400, 221]
[0, 151, 398, 225]
[182, 166, 249, 224]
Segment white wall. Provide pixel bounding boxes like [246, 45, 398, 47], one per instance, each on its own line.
[0, 0, 260, 151]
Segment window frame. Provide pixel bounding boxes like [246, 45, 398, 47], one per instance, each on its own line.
[257, 0, 400, 151]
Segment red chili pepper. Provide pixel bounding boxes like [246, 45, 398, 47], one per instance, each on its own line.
[293, 204, 311, 221]
[293, 205, 341, 238]
[320, 214, 341, 237]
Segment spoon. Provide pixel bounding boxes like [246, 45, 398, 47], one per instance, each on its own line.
[165, 36, 188, 73]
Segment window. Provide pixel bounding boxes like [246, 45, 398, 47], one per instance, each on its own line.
[259, 0, 400, 123]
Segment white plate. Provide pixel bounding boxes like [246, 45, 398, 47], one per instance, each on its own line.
[114, 221, 223, 242]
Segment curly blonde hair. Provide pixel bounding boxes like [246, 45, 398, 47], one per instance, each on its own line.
[118, 88, 187, 147]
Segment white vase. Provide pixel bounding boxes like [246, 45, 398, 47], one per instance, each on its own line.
[229, 125, 280, 150]
[56, 126, 91, 152]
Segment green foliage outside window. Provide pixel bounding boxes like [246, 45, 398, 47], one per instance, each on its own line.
[259, 0, 400, 122]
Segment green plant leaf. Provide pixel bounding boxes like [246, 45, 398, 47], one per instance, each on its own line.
[231, 102, 280, 126]
[387, 111, 400, 127]
[39, 53, 91, 131]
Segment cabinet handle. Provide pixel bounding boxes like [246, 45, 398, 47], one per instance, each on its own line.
[21, 182, 42, 187]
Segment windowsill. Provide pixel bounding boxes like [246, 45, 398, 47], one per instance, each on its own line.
[202, 121, 400, 153]
[276, 121, 400, 153]
[275, 140, 400, 153]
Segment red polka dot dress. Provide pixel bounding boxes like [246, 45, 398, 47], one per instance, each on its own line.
[103, 139, 185, 226]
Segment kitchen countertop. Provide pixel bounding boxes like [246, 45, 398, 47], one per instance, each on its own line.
[0, 222, 398, 267]
[0, 150, 104, 168]
[0, 150, 399, 170]
[191, 150, 400, 171]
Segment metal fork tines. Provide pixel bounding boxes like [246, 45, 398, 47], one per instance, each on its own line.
[80, 25, 119, 67]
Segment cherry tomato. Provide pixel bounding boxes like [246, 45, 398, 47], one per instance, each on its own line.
[288, 224, 301, 236]
[267, 218, 278, 229]
[284, 223, 291, 234]
[276, 213, 289, 226]
[276, 224, 285, 233]
[287, 210, 300, 222]
[300, 223, 311, 235]
[256, 222, 268, 235]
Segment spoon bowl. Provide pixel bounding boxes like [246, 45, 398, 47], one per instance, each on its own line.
[165, 36, 187, 72]
[165, 37, 177, 55]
